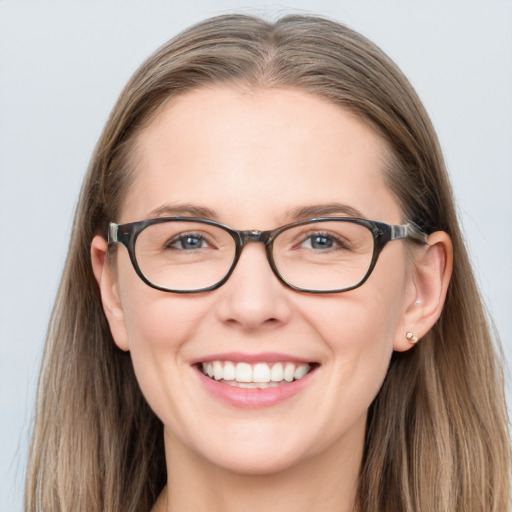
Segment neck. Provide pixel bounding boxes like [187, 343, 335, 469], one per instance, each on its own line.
[155, 418, 365, 512]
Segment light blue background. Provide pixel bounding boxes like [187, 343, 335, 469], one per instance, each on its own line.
[1, 1, 511, 510]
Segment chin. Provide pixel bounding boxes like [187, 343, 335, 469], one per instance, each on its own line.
[170, 421, 315, 476]
[204, 444, 308, 476]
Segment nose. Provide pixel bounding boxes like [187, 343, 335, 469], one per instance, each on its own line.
[215, 242, 292, 331]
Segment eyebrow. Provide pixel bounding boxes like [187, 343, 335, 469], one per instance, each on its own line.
[147, 203, 218, 219]
[285, 203, 365, 221]
[146, 202, 365, 223]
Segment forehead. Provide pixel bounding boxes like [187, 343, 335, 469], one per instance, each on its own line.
[123, 86, 400, 226]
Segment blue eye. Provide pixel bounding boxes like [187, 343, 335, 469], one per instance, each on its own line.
[168, 233, 208, 250]
[303, 234, 334, 250]
[300, 231, 349, 251]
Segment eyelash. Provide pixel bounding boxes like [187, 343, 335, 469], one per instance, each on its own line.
[166, 232, 214, 250]
[297, 231, 351, 251]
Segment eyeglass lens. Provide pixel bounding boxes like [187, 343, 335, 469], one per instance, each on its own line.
[133, 219, 375, 292]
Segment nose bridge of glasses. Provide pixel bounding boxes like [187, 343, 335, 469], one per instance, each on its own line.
[238, 229, 272, 246]
[232, 229, 280, 286]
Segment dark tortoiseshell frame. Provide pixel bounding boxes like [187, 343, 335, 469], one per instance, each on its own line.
[108, 217, 428, 294]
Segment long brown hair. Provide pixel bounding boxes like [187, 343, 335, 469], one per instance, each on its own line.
[25, 14, 510, 511]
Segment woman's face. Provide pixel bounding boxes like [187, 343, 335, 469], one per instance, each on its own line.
[104, 87, 417, 474]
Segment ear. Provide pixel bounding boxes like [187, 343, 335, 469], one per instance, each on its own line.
[91, 235, 130, 351]
[393, 231, 453, 352]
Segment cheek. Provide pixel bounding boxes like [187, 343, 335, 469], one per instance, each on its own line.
[306, 294, 397, 394]
[306, 267, 406, 355]
[114, 256, 211, 407]
[122, 294, 202, 348]
[116, 250, 207, 349]
[303, 249, 410, 402]
[117, 292, 216, 430]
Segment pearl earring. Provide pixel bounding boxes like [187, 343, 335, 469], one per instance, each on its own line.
[406, 332, 419, 344]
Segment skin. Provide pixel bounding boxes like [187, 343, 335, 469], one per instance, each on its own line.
[91, 87, 452, 512]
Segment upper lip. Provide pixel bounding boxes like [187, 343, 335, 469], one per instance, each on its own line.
[190, 352, 315, 365]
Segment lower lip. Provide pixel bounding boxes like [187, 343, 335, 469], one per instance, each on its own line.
[195, 367, 316, 409]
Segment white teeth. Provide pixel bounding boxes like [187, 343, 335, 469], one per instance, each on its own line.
[235, 362, 253, 383]
[223, 361, 236, 381]
[225, 381, 281, 389]
[270, 362, 284, 382]
[284, 363, 295, 382]
[200, 361, 312, 385]
[253, 363, 271, 383]
[213, 361, 223, 381]
[294, 364, 309, 380]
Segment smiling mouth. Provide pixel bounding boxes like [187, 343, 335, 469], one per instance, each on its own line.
[199, 361, 317, 389]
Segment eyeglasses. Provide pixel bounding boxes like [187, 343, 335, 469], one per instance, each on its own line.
[108, 217, 428, 294]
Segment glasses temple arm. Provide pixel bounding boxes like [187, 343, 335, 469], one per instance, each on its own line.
[108, 222, 119, 244]
[391, 222, 429, 244]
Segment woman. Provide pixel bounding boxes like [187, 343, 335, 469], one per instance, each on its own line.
[25, 14, 510, 512]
